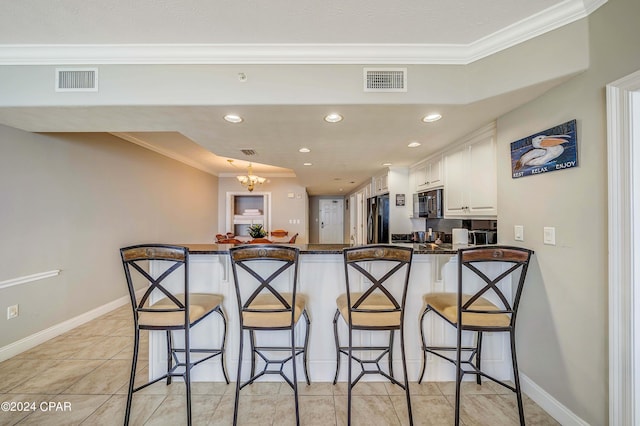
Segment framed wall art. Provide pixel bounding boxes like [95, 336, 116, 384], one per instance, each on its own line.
[510, 119, 578, 179]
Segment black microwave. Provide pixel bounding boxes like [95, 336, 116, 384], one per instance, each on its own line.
[413, 189, 443, 219]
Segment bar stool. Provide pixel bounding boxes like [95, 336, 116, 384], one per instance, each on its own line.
[120, 244, 229, 426]
[228, 245, 311, 426]
[332, 245, 414, 425]
[418, 246, 533, 425]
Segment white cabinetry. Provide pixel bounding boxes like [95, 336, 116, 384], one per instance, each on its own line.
[412, 155, 443, 191]
[372, 170, 389, 195]
[443, 125, 497, 217]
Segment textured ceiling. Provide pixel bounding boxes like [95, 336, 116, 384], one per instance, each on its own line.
[1, 0, 564, 45]
[0, 0, 603, 195]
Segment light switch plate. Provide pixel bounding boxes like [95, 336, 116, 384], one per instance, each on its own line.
[544, 227, 556, 245]
[514, 225, 524, 241]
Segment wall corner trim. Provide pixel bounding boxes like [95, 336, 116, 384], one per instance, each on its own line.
[607, 68, 640, 426]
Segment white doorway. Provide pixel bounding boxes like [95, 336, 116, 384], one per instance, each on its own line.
[349, 194, 356, 244]
[319, 199, 344, 243]
[607, 69, 640, 426]
[356, 191, 365, 244]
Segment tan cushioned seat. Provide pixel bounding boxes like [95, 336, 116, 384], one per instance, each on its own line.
[423, 293, 510, 328]
[242, 293, 307, 328]
[138, 293, 223, 327]
[336, 293, 401, 328]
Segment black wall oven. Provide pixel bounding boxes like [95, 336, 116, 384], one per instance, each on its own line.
[413, 189, 443, 219]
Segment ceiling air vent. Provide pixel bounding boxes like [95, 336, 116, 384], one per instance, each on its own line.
[241, 149, 257, 156]
[364, 68, 407, 92]
[55, 68, 98, 92]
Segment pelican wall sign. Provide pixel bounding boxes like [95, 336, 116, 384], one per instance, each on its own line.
[510, 119, 578, 179]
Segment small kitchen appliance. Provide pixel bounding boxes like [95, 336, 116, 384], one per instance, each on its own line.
[452, 228, 469, 245]
[413, 189, 443, 219]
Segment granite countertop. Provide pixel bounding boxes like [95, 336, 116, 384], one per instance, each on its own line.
[180, 243, 459, 255]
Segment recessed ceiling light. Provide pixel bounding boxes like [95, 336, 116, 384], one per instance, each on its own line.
[324, 113, 343, 123]
[224, 114, 243, 123]
[303, 162, 312, 166]
[422, 113, 442, 123]
[382, 162, 392, 166]
[408, 142, 421, 148]
[299, 148, 311, 153]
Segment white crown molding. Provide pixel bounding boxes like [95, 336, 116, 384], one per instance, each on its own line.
[110, 132, 218, 176]
[219, 172, 297, 179]
[0, 0, 606, 65]
[112, 133, 298, 178]
[466, 0, 606, 63]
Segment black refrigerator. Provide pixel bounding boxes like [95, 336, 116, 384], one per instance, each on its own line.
[367, 194, 390, 244]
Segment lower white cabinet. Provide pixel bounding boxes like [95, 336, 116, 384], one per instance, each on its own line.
[443, 124, 497, 217]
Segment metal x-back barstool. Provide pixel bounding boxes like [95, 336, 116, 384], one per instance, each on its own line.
[418, 245, 533, 425]
[229, 244, 311, 426]
[120, 244, 229, 426]
[333, 245, 414, 425]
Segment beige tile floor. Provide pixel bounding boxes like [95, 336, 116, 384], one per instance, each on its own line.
[0, 305, 559, 425]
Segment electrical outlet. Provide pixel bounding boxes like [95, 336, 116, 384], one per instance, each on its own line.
[514, 225, 524, 241]
[7, 304, 19, 320]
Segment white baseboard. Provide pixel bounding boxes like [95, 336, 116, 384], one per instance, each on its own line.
[0, 294, 131, 362]
[520, 373, 589, 426]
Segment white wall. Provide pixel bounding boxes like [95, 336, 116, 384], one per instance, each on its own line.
[388, 167, 412, 235]
[495, 0, 640, 423]
[0, 127, 218, 348]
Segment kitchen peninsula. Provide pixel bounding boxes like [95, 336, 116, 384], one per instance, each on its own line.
[147, 243, 515, 385]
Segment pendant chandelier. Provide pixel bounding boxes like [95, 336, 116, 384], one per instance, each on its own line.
[236, 163, 266, 192]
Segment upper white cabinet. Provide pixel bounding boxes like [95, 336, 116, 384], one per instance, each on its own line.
[412, 154, 443, 191]
[443, 124, 497, 217]
[372, 169, 389, 195]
